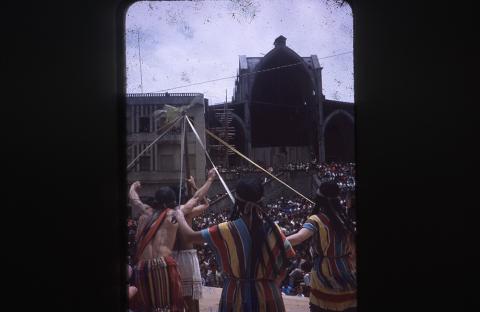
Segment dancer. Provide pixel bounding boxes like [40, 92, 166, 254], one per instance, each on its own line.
[175, 177, 296, 311]
[287, 181, 357, 312]
[129, 181, 153, 242]
[172, 173, 215, 312]
[130, 170, 216, 312]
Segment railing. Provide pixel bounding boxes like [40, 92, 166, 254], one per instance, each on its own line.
[127, 92, 203, 98]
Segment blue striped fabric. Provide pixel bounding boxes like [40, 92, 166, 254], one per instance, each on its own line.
[201, 218, 296, 311]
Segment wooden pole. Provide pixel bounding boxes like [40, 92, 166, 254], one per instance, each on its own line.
[182, 112, 192, 197]
[224, 89, 229, 169]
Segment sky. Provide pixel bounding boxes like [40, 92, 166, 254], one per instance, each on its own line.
[125, 0, 353, 105]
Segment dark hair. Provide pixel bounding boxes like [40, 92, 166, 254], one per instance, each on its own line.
[300, 259, 312, 272]
[237, 177, 264, 201]
[230, 177, 290, 277]
[312, 181, 354, 240]
[229, 177, 264, 220]
[143, 196, 155, 207]
[154, 186, 176, 210]
[319, 180, 340, 198]
[136, 186, 177, 247]
[346, 191, 356, 220]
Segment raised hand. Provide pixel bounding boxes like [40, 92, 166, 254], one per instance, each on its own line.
[132, 181, 141, 190]
[207, 168, 216, 181]
[187, 176, 196, 186]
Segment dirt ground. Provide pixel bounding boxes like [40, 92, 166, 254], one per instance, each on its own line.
[199, 286, 309, 312]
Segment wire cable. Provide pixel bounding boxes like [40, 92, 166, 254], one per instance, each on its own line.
[178, 116, 186, 205]
[205, 128, 314, 204]
[150, 51, 353, 93]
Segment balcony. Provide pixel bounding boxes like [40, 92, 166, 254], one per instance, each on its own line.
[127, 92, 202, 98]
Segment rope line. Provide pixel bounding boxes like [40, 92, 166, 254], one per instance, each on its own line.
[178, 116, 186, 205]
[127, 115, 183, 170]
[207, 171, 286, 208]
[152, 51, 353, 93]
[205, 128, 314, 204]
[185, 116, 235, 204]
[127, 113, 314, 205]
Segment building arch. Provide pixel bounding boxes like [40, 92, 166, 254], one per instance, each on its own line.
[323, 110, 355, 162]
[323, 109, 354, 132]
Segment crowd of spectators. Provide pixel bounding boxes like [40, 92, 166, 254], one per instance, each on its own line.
[127, 161, 356, 297]
[315, 161, 356, 192]
[215, 161, 313, 174]
[215, 160, 354, 174]
[127, 219, 137, 267]
[209, 161, 356, 209]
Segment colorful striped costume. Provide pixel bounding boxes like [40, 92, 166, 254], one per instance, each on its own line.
[134, 257, 183, 312]
[303, 214, 357, 311]
[132, 208, 184, 312]
[201, 218, 296, 311]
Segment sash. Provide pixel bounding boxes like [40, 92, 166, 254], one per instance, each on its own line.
[134, 208, 170, 263]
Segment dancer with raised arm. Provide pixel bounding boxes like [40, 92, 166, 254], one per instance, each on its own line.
[172, 170, 216, 312]
[129, 171, 216, 312]
[175, 177, 296, 312]
[287, 181, 357, 312]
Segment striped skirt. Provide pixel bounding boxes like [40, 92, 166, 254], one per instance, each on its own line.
[219, 277, 286, 312]
[309, 263, 356, 311]
[133, 257, 184, 312]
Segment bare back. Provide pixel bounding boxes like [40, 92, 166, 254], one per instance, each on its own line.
[174, 214, 195, 250]
[138, 209, 179, 260]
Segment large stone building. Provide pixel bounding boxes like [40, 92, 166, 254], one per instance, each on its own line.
[207, 36, 354, 168]
[126, 92, 207, 206]
[126, 36, 355, 215]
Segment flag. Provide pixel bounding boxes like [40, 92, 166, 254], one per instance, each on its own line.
[154, 95, 203, 123]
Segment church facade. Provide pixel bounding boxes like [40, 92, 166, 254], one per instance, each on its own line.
[207, 36, 355, 168]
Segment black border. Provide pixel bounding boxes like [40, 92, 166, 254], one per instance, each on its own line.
[3, 0, 471, 311]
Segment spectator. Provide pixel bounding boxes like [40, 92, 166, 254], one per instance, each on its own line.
[205, 261, 223, 288]
[127, 264, 138, 312]
[289, 265, 305, 289]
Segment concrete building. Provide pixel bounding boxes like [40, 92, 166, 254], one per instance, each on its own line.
[207, 35, 354, 167]
[126, 92, 208, 205]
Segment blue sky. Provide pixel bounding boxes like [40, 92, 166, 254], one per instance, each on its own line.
[125, 0, 353, 104]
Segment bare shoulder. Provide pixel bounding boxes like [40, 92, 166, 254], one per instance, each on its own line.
[136, 214, 150, 231]
[166, 209, 179, 225]
[166, 209, 177, 217]
[138, 214, 149, 224]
